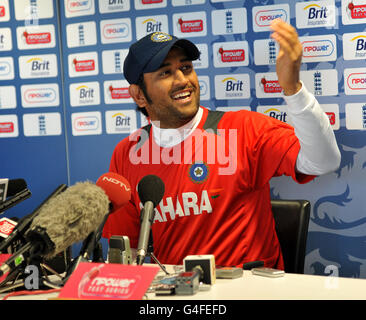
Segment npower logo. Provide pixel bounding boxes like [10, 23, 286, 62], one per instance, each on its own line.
[73, 115, 99, 131]
[178, 18, 203, 33]
[142, 0, 163, 3]
[218, 47, 245, 62]
[66, 0, 92, 12]
[254, 8, 288, 27]
[103, 22, 129, 39]
[108, 85, 130, 99]
[0, 60, 11, 75]
[73, 58, 95, 72]
[0, 6, 5, 18]
[22, 31, 51, 45]
[346, 72, 366, 90]
[302, 39, 334, 57]
[0, 122, 14, 133]
[260, 77, 282, 93]
[347, 2, 366, 19]
[24, 88, 56, 104]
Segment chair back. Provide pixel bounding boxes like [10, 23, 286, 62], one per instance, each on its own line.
[271, 199, 311, 274]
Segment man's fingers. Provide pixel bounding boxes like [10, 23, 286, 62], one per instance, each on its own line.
[270, 19, 300, 49]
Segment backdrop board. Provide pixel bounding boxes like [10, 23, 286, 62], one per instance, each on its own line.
[0, 0, 68, 218]
[1, 0, 366, 278]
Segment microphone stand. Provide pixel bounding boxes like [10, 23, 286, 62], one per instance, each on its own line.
[146, 230, 169, 275]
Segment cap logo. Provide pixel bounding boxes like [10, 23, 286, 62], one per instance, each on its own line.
[151, 32, 172, 43]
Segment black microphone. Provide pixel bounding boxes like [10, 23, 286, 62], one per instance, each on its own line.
[136, 175, 165, 266]
[0, 179, 27, 201]
[0, 184, 67, 253]
[0, 189, 32, 214]
[0, 181, 110, 277]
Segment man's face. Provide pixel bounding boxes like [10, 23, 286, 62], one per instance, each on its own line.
[138, 47, 200, 128]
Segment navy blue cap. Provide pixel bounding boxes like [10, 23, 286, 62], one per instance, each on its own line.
[123, 32, 200, 84]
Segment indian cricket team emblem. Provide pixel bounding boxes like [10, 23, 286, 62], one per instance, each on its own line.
[189, 162, 209, 184]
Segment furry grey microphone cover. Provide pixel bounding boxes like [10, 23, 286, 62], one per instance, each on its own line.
[30, 181, 110, 259]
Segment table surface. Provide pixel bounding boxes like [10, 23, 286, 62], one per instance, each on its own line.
[2, 263, 366, 300]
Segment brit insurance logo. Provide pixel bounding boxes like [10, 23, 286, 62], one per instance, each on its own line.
[99, 0, 130, 13]
[173, 11, 206, 37]
[69, 81, 100, 107]
[296, 1, 336, 29]
[17, 24, 56, 50]
[105, 110, 137, 135]
[68, 51, 98, 78]
[211, 8, 247, 35]
[213, 41, 249, 68]
[72, 111, 102, 136]
[135, 15, 169, 40]
[344, 67, 366, 95]
[19, 54, 58, 79]
[64, 0, 95, 18]
[257, 106, 289, 124]
[0, 57, 14, 80]
[21, 83, 59, 108]
[214, 74, 250, 100]
[343, 32, 366, 60]
[0, 28, 12, 51]
[189, 162, 209, 184]
[100, 18, 131, 44]
[252, 4, 289, 32]
[342, 1, 366, 24]
[0, 115, 18, 138]
[300, 34, 337, 63]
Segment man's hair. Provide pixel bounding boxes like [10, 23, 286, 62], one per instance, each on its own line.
[136, 74, 151, 117]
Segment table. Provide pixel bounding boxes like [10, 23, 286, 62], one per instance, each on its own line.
[2, 266, 366, 300]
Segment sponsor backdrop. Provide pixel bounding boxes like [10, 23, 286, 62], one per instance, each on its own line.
[1, 0, 366, 278]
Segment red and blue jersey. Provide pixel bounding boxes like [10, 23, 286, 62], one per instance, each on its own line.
[103, 107, 314, 268]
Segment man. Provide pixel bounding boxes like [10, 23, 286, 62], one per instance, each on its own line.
[102, 20, 340, 269]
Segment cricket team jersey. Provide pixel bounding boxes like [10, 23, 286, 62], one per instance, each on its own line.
[102, 107, 314, 268]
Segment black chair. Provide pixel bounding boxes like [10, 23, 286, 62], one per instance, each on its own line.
[271, 199, 311, 274]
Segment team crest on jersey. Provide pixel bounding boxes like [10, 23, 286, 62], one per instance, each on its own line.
[189, 162, 209, 184]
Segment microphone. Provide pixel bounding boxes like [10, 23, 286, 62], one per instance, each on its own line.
[62, 172, 131, 281]
[0, 181, 110, 277]
[0, 189, 32, 214]
[74, 172, 132, 263]
[136, 175, 165, 265]
[0, 178, 27, 201]
[0, 184, 67, 253]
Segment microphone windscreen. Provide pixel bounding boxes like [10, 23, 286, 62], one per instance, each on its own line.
[96, 172, 131, 210]
[137, 175, 165, 207]
[7, 179, 27, 197]
[29, 181, 110, 258]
